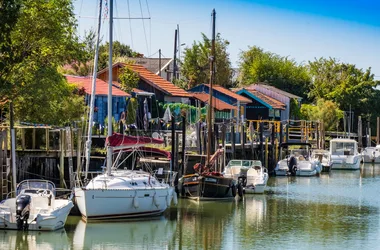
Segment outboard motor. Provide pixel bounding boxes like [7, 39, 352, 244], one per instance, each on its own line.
[16, 195, 31, 231]
[288, 156, 298, 176]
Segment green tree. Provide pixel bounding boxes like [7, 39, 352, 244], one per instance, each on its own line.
[181, 33, 232, 89]
[301, 99, 344, 131]
[308, 57, 379, 114]
[0, 0, 86, 125]
[238, 46, 310, 99]
[119, 66, 139, 93]
[98, 41, 141, 71]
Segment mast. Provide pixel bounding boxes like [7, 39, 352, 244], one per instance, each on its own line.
[106, 0, 114, 176]
[84, 0, 103, 180]
[172, 28, 178, 82]
[206, 9, 216, 168]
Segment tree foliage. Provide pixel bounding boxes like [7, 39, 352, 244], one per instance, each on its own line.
[119, 66, 140, 93]
[181, 33, 232, 89]
[98, 41, 141, 71]
[0, 0, 86, 125]
[239, 46, 310, 99]
[301, 99, 344, 131]
[308, 57, 379, 114]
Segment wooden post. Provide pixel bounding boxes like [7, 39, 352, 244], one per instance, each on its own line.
[275, 138, 279, 163]
[175, 132, 179, 172]
[21, 128, 25, 151]
[367, 120, 371, 147]
[316, 122, 319, 149]
[265, 137, 268, 170]
[271, 124, 275, 171]
[231, 125, 236, 159]
[196, 121, 201, 154]
[214, 123, 219, 151]
[377, 117, 380, 145]
[32, 128, 36, 149]
[76, 129, 82, 182]
[46, 128, 49, 153]
[241, 123, 245, 159]
[59, 129, 66, 188]
[358, 116, 362, 149]
[221, 125, 226, 172]
[259, 122, 264, 164]
[181, 115, 186, 177]
[170, 116, 175, 177]
[285, 120, 289, 142]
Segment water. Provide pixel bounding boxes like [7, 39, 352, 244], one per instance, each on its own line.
[2, 164, 380, 249]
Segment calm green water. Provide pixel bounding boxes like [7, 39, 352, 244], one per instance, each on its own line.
[2, 164, 380, 249]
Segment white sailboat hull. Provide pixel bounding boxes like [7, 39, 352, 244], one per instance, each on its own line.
[74, 187, 176, 220]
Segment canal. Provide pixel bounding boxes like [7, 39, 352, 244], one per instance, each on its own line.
[1, 163, 380, 249]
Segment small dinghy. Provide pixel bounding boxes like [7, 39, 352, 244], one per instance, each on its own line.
[0, 180, 73, 231]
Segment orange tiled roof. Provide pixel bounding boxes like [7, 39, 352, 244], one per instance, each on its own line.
[192, 93, 237, 111]
[65, 75, 130, 97]
[205, 84, 251, 103]
[127, 64, 191, 97]
[246, 89, 285, 110]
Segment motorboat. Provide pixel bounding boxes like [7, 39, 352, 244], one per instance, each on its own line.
[224, 160, 268, 194]
[330, 138, 361, 170]
[311, 149, 332, 172]
[74, 134, 178, 221]
[275, 142, 322, 176]
[361, 145, 380, 163]
[0, 180, 73, 231]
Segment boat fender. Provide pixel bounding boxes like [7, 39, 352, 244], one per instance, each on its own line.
[153, 193, 160, 207]
[166, 191, 170, 206]
[133, 197, 139, 209]
[133, 191, 139, 208]
[231, 184, 237, 197]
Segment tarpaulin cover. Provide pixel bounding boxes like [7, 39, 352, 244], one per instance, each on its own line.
[106, 133, 164, 147]
[118, 146, 171, 159]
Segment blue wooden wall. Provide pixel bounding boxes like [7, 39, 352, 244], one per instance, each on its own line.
[86, 95, 127, 126]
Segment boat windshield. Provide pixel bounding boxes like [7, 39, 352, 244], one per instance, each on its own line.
[227, 160, 262, 168]
[331, 142, 356, 155]
[17, 180, 56, 196]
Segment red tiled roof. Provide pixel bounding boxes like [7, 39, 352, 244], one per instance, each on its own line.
[246, 89, 285, 110]
[65, 75, 130, 97]
[192, 93, 237, 111]
[205, 84, 251, 103]
[127, 64, 191, 97]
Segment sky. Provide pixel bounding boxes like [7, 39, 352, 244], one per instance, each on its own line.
[73, 0, 380, 78]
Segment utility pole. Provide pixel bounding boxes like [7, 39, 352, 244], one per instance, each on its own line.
[158, 49, 162, 76]
[10, 101, 17, 195]
[172, 28, 178, 82]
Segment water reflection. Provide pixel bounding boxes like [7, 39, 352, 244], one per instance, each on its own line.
[173, 199, 236, 249]
[0, 229, 69, 250]
[72, 216, 177, 250]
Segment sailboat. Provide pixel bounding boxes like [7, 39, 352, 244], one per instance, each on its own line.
[73, 0, 177, 221]
[177, 9, 237, 200]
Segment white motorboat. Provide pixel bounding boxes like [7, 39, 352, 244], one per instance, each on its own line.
[224, 160, 268, 194]
[311, 149, 332, 172]
[74, 134, 178, 221]
[330, 138, 362, 170]
[0, 180, 73, 231]
[275, 143, 322, 176]
[361, 145, 380, 163]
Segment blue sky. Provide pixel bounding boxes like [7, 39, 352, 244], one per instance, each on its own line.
[73, 0, 380, 78]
